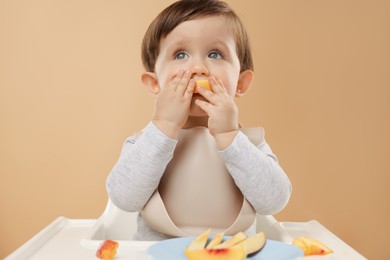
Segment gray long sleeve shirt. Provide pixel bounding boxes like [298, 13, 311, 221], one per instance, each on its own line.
[106, 122, 291, 240]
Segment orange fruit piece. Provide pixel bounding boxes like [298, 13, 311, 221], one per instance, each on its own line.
[194, 80, 212, 93]
[96, 240, 119, 260]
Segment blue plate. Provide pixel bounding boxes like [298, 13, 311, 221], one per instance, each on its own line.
[147, 236, 304, 260]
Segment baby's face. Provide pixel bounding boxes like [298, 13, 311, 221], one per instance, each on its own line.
[154, 15, 241, 116]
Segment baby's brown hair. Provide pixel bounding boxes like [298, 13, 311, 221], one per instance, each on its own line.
[141, 0, 253, 73]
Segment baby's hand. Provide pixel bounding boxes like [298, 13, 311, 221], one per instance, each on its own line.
[195, 77, 239, 137]
[152, 70, 195, 139]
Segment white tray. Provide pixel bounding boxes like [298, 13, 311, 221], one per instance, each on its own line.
[6, 217, 367, 260]
[6, 199, 367, 260]
[79, 199, 366, 259]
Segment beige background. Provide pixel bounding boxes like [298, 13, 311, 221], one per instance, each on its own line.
[1, 0, 389, 259]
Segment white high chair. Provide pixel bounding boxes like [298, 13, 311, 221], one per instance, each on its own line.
[81, 199, 292, 249]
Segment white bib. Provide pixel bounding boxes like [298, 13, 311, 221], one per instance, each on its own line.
[142, 127, 264, 236]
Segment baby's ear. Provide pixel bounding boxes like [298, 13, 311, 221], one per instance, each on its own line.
[141, 72, 160, 95]
[236, 70, 254, 97]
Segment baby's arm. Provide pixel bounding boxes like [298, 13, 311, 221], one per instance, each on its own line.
[218, 131, 292, 215]
[106, 122, 177, 212]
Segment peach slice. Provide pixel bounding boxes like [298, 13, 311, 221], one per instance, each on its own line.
[187, 228, 211, 250]
[206, 232, 225, 249]
[213, 232, 247, 249]
[292, 236, 333, 256]
[194, 79, 212, 93]
[96, 240, 118, 260]
[185, 246, 246, 260]
[237, 232, 266, 255]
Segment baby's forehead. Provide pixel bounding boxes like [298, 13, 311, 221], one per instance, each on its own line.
[172, 15, 231, 32]
[159, 17, 237, 52]
[162, 16, 237, 43]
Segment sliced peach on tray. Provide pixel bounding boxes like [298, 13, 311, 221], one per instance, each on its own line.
[185, 230, 266, 260]
[239, 232, 266, 255]
[292, 236, 333, 256]
[194, 79, 212, 93]
[96, 240, 118, 260]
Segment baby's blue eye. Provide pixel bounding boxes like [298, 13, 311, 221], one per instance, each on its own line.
[208, 51, 222, 59]
[175, 52, 189, 60]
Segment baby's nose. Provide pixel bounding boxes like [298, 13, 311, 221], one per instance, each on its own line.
[189, 58, 209, 76]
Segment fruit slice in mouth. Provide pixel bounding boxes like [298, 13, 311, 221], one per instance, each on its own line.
[194, 80, 212, 93]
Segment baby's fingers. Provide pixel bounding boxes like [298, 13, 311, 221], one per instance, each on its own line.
[195, 99, 213, 114]
[210, 77, 226, 95]
[196, 85, 216, 103]
[176, 70, 191, 94]
[184, 79, 196, 99]
[169, 70, 185, 90]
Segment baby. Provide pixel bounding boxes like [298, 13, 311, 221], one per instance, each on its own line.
[107, 0, 291, 241]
